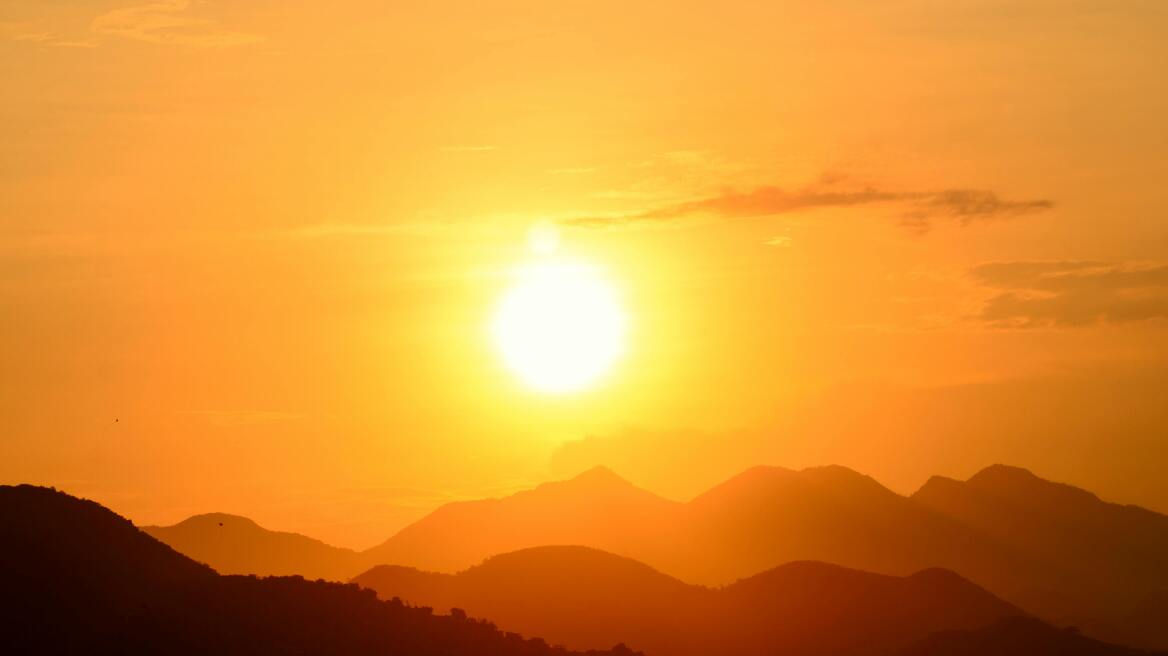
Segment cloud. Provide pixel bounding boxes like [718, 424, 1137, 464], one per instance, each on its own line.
[561, 182, 1052, 232]
[91, 0, 262, 47]
[898, 189, 1054, 231]
[971, 260, 1168, 327]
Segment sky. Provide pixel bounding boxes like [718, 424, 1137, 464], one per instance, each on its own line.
[2, 0, 1166, 548]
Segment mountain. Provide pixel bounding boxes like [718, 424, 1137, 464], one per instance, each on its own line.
[913, 465, 1168, 649]
[658, 465, 1035, 586]
[0, 484, 639, 656]
[143, 512, 360, 580]
[353, 545, 1024, 656]
[364, 464, 1036, 591]
[362, 466, 679, 573]
[144, 464, 1168, 650]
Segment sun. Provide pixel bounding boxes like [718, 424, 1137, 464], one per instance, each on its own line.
[492, 258, 627, 394]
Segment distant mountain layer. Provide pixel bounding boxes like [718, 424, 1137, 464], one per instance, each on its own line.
[143, 513, 361, 580]
[353, 545, 1024, 656]
[0, 485, 638, 656]
[911, 465, 1168, 647]
[147, 464, 1168, 650]
[1, 484, 1158, 656]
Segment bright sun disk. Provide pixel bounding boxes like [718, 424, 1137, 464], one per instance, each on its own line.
[492, 260, 626, 394]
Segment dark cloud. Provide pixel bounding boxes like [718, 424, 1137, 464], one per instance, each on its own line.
[562, 183, 1052, 231]
[971, 261, 1168, 327]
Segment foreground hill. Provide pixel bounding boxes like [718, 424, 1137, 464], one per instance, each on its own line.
[0, 485, 637, 656]
[143, 513, 361, 580]
[354, 545, 1024, 656]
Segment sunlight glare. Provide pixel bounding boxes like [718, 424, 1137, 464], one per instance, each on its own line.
[492, 260, 626, 394]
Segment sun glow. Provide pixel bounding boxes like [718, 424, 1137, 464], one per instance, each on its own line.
[492, 258, 627, 394]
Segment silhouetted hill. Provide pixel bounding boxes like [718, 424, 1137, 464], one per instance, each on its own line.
[143, 512, 361, 580]
[362, 464, 1168, 650]
[353, 545, 1024, 656]
[898, 617, 1162, 656]
[664, 465, 1033, 587]
[144, 464, 1168, 650]
[0, 485, 639, 656]
[362, 467, 679, 573]
[716, 561, 1024, 656]
[913, 464, 1168, 649]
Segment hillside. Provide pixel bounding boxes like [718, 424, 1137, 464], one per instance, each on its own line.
[147, 464, 1168, 649]
[913, 465, 1168, 648]
[143, 512, 361, 580]
[0, 485, 638, 656]
[353, 545, 1023, 656]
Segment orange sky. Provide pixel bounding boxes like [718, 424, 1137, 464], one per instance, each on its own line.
[2, 0, 1166, 548]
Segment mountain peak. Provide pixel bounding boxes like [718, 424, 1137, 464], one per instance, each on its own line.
[966, 464, 1103, 505]
[693, 464, 896, 507]
[466, 545, 678, 582]
[169, 512, 263, 531]
[911, 474, 962, 500]
[968, 464, 1041, 486]
[571, 465, 627, 484]
[800, 464, 889, 490]
[534, 465, 649, 497]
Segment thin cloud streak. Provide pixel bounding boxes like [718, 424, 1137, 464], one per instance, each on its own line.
[562, 183, 1053, 232]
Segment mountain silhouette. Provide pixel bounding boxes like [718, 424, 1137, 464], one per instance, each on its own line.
[146, 464, 1168, 649]
[362, 467, 678, 573]
[0, 485, 640, 656]
[659, 465, 1032, 585]
[143, 512, 361, 580]
[353, 544, 1024, 656]
[913, 464, 1168, 648]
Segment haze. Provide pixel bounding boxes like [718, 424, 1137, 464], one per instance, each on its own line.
[2, 0, 1167, 550]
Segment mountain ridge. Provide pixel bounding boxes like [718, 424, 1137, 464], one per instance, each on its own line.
[0, 484, 640, 656]
[353, 544, 1025, 656]
[146, 463, 1168, 649]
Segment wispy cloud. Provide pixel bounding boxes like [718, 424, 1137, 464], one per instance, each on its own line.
[899, 189, 1054, 231]
[562, 182, 1052, 232]
[971, 260, 1168, 327]
[91, 0, 262, 47]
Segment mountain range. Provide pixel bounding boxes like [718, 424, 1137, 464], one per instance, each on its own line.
[2, 484, 1158, 656]
[144, 464, 1168, 650]
[353, 545, 1023, 656]
[0, 484, 638, 656]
